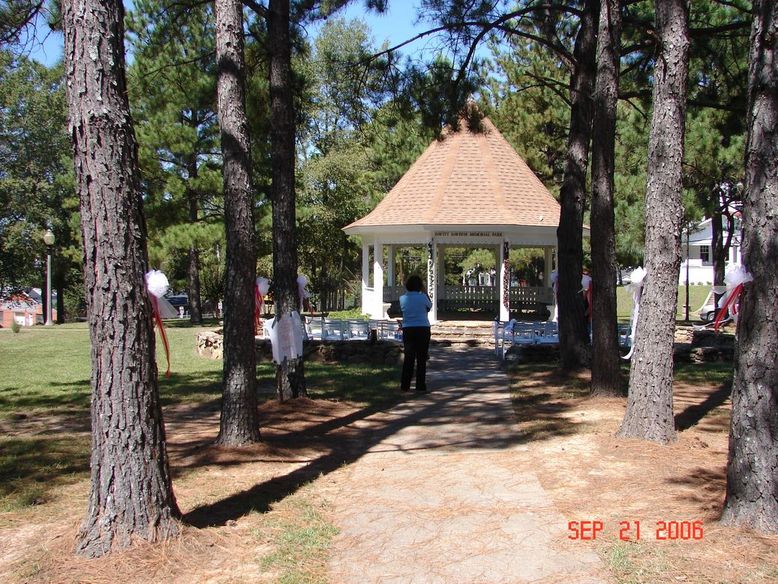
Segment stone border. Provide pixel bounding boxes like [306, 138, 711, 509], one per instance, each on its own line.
[196, 330, 402, 366]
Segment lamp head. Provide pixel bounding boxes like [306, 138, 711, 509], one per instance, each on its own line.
[43, 229, 55, 246]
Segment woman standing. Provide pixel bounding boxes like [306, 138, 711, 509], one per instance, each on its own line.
[399, 275, 432, 392]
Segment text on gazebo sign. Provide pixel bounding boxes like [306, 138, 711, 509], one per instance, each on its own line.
[433, 231, 504, 238]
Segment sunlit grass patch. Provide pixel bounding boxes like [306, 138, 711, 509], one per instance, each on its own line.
[258, 496, 339, 584]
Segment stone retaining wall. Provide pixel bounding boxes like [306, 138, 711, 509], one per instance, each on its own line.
[675, 327, 736, 363]
[196, 330, 402, 366]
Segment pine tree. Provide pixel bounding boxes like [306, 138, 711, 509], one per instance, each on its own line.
[62, 0, 180, 556]
[589, 0, 622, 394]
[269, 0, 306, 400]
[720, 0, 778, 533]
[214, 0, 261, 443]
[618, 0, 691, 443]
[128, 1, 223, 324]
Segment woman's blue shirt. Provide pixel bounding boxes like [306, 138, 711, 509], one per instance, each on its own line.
[399, 291, 432, 327]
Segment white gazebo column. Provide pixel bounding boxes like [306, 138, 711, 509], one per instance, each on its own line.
[373, 240, 385, 318]
[427, 239, 438, 323]
[361, 239, 371, 315]
[499, 240, 510, 321]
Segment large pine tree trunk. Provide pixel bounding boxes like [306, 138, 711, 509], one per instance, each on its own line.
[557, 0, 598, 370]
[63, 0, 180, 557]
[269, 0, 306, 401]
[711, 206, 725, 289]
[589, 0, 622, 394]
[214, 0, 261, 445]
[188, 246, 203, 322]
[618, 0, 690, 443]
[187, 155, 203, 325]
[720, 0, 778, 533]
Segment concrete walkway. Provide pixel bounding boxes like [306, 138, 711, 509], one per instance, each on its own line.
[327, 346, 606, 584]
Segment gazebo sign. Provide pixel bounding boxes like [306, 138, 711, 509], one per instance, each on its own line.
[434, 231, 504, 238]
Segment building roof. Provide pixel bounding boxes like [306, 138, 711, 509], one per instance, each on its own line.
[0, 291, 40, 311]
[344, 116, 560, 233]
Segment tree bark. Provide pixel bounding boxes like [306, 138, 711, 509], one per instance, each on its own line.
[56, 281, 65, 324]
[557, 0, 598, 371]
[214, 0, 261, 445]
[269, 0, 306, 401]
[187, 155, 203, 325]
[720, 0, 778, 533]
[188, 247, 203, 322]
[63, 0, 180, 557]
[712, 204, 725, 289]
[618, 0, 690, 443]
[589, 0, 622, 394]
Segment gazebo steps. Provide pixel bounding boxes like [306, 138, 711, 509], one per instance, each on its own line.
[431, 321, 497, 346]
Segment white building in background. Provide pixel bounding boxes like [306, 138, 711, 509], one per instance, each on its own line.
[680, 217, 742, 285]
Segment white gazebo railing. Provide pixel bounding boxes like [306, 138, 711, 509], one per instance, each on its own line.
[509, 286, 554, 305]
[440, 285, 498, 311]
[381, 284, 554, 314]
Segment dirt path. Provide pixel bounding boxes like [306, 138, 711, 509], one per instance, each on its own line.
[326, 347, 606, 584]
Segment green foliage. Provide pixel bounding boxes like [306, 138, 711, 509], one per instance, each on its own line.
[127, 1, 225, 294]
[295, 17, 433, 310]
[683, 0, 749, 230]
[0, 0, 41, 46]
[10, 320, 20, 333]
[483, 35, 571, 191]
[613, 103, 649, 267]
[0, 51, 80, 307]
[325, 307, 368, 319]
[459, 248, 497, 272]
[509, 248, 545, 285]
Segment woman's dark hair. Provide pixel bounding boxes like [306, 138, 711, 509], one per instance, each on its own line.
[405, 275, 424, 292]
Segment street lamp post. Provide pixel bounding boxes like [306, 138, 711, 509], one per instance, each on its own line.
[43, 229, 55, 326]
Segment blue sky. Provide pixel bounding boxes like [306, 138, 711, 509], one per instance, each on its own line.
[27, 1, 433, 67]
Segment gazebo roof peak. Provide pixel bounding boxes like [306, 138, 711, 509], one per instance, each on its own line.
[344, 114, 560, 234]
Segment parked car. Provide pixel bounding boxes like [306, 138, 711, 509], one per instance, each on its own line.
[698, 302, 718, 322]
[165, 294, 189, 313]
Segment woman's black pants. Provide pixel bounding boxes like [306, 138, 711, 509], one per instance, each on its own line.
[401, 326, 431, 391]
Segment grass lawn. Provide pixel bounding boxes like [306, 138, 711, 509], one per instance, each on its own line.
[616, 284, 711, 322]
[0, 321, 398, 417]
[0, 321, 398, 512]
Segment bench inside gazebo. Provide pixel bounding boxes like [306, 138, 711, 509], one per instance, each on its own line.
[344, 113, 575, 324]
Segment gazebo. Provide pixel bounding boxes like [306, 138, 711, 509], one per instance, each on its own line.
[343, 115, 566, 323]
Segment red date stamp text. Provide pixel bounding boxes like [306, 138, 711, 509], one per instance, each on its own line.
[567, 520, 704, 541]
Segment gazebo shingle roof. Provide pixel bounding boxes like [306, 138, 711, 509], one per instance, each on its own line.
[345, 116, 560, 231]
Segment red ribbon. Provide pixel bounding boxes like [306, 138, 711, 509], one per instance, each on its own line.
[713, 283, 743, 333]
[149, 296, 171, 378]
[255, 284, 264, 335]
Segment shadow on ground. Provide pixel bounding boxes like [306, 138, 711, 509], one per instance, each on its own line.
[183, 347, 565, 528]
[675, 382, 732, 432]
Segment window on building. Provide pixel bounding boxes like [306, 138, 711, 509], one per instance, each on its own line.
[700, 245, 710, 264]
